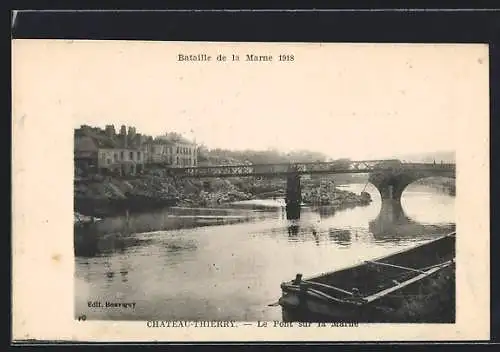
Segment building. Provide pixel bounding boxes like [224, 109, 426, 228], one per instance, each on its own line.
[75, 124, 199, 176]
[144, 138, 175, 164]
[150, 132, 197, 167]
[74, 124, 147, 176]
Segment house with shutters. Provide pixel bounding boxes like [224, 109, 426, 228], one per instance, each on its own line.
[74, 124, 147, 176]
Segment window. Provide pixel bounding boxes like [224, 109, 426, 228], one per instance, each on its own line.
[120, 151, 124, 160]
[137, 151, 141, 160]
[130, 151, 134, 160]
[114, 153, 118, 161]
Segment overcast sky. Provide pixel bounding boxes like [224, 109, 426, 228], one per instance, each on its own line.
[58, 41, 485, 159]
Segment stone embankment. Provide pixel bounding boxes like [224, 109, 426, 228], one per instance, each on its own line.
[74, 176, 371, 218]
[301, 180, 372, 208]
[74, 175, 254, 217]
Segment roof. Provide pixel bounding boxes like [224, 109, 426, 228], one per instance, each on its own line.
[91, 133, 120, 149]
[74, 128, 141, 150]
[156, 133, 195, 145]
[152, 138, 175, 146]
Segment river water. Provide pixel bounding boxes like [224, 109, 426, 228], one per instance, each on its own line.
[75, 183, 455, 321]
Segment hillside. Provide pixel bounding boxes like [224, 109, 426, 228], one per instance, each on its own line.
[392, 150, 455, 164]
[197, 147, 329, 165]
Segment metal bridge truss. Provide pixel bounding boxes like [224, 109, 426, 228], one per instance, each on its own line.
[162, 160, 455, 178]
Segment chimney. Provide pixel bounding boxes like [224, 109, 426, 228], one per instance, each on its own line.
[105, 125, 116, 138]
[128, 127, 137, 148]
[119, 125, 127, 148]
[135, 133, 142, 147]
[128, 126, 136, 139]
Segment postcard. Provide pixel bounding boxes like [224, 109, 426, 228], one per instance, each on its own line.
[12, 40, 489, 342]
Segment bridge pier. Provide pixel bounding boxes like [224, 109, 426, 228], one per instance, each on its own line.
[369, 199, 417, 240]
[369, 198, 455, 240]
[376, 183, 407, 202]
[368, 172, 416, 203]
[285, 172, 302, 220]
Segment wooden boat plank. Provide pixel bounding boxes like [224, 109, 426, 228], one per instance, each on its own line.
[365, 260, 426, 274]
[301, 280, 354, 296]
[363, 262, 453, 303]
[307, 287, 348, 303]
[419, 259, 455, 271]
[282, 285, 353, 304]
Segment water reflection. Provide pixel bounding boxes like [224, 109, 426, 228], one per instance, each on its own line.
[76, 191, 454, 258]
[328, 229, 352, 247]
[284, 222, 352, 247]
[316, 206, 337, 219]
[75, 183, 455, 321]
[74, 205, 267, 258]
[74, 229, 155, 258]
[311, 227, 320, 246]
[119, 263, 129, 283]
[286, 223, 320, 245]
[87, 206, 257, 237]
[287, 224, 299, 238]
[162, 237, 198, 253]
[105, 270, 115, 281]
[369, 199, 455, 242]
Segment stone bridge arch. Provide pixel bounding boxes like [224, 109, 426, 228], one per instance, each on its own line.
[368, 168, 455, 202]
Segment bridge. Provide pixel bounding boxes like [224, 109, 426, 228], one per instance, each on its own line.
[159, 159, 455, 219]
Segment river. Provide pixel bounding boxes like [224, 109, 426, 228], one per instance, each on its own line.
[75, 183, 455, 321]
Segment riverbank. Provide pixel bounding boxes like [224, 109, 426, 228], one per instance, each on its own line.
[302, 179, 372, 207]
[74, 175, 371, 218]
[413, 177, 455, 196]
[74, 175, 253, 217]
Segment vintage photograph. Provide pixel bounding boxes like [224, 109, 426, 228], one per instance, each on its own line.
[72, 41, 459, 324]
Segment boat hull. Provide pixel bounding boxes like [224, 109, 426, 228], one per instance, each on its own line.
[280, 262, 455, 323]
[279, 233, 456, 323]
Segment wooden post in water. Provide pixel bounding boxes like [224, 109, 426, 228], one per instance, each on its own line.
[285, 169, 301, 220]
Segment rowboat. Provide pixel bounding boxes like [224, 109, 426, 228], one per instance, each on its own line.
[278, 232, 455, 323]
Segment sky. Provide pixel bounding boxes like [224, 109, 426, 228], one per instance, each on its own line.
[51, 41, 485, 160]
